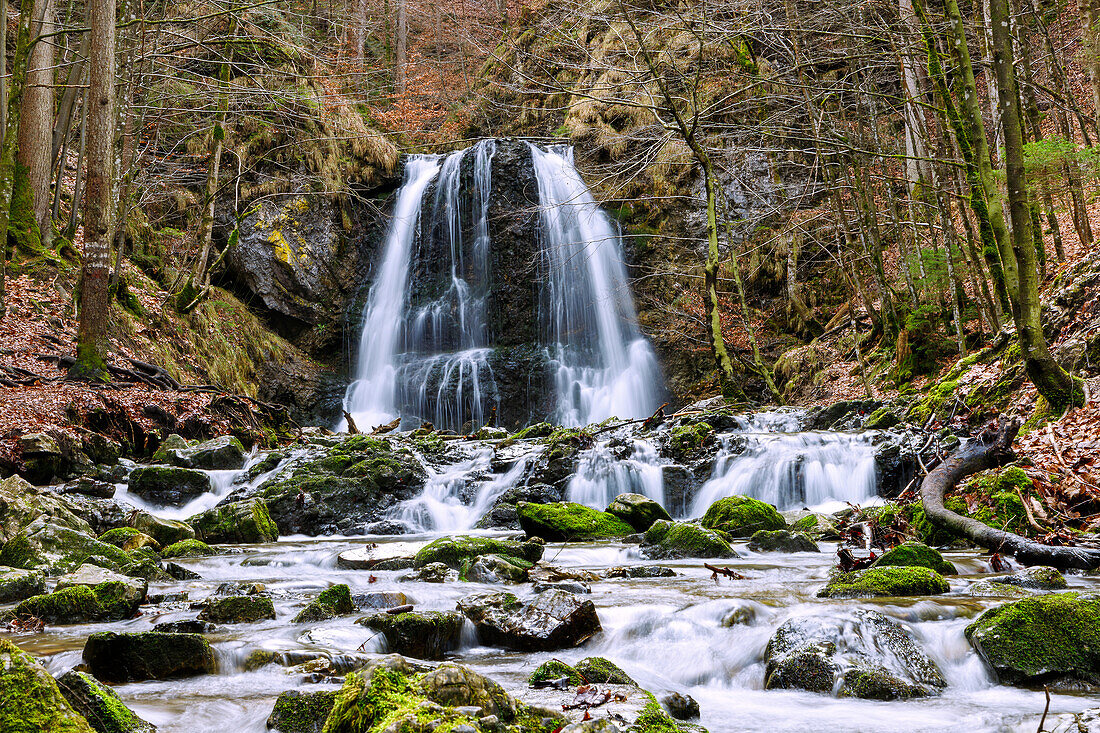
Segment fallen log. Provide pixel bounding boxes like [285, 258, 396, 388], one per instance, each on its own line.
[920, 419, 1100, 570]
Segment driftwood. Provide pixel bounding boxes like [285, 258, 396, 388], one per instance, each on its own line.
[371, 417, 400, 435]
[704, 563, 747, 581]
[920, 420, 1100, 570]
[342, 410, 360, 435]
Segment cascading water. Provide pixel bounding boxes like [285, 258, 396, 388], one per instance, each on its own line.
[566, 439, 665, 509]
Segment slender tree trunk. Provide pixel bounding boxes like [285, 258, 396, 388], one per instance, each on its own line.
[71, 0, 116, 380]
[17, 0, 54, 243]
[65, 92, 86, 242]
[1082, 0, 1100, 138]
[0, 0, 33, 319]
[394, 0, 407, 94]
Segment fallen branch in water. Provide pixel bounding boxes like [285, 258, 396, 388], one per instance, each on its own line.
[704, 563, 747, 582]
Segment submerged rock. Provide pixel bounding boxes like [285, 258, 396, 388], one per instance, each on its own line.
[0, 566, 45, 602]
[0, 638, 95, 733]
[128, 466, 211, 507]
[358, 610, 464, 660]
[640, 520, 736, 560]
[189, 498, 278, 544]
[660, 692, 700, 720]
[747, 530, 818, 553]
[965, 592, 1100, 684]
[413, 535, 544, 569]
[292, 584, 356, 623]
[817, 566, 950, 598]
[517, 502, 634, 541]
[83, 632, 217, 681]
[870, 542, 956, 576]
[266, 689, 337, 733]
[57, 669, 157, 733]
[605, 493, 671, 532]
[700, 496, 786, 538]
[457, 589, 601, 651]
[199, 595, 276, 623]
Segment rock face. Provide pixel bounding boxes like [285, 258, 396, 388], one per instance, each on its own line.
[605, 493, 671, 532]
[764, 610, 947, 699]
[0, 520, 131, 574]
[457, 589, 601, 650]
[0, 474, 93, 542]
[701, 496, 786, 537]
[0, 638, 96, 733]
[870, 542, 956, 576]
[83, 632, 217, 681]
[189, 498, 279, 544]
[0, 566, 45, 602]
[199, 595, 277, 623]
[56, 669, 157, 733]
[817, 567, 950, 598]
[517, 502, 634, 541]
[359, 611, 465, 660]
[128, 466, 211, 507]
[965, 592, 1100, 684]
[640, 520, 736, 560]
[748, 530, 818, 553]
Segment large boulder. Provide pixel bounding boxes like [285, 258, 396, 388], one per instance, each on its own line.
[358, 611, 465, 660]
[764, 610, 946, 699]
[155, 435, 246, 470]
[0, 566, 45, 602]
[160, 539, 218, 559]
[56, 669, 157, 733]
[189, 498, 278, 544]
[870, 542, 956, 576]
[465, 554, 531, 583]
[266, 689, 337, 733]
[129, 513, 195, 546]
[605, 493, 671, 532]
[817, 567, 950, 598]
[640, 520, 736, 560]
[0, 638, 95, 733]
[292, 584, 356, 623]
[83, 632, 217, 681]
[413, 535, 543, 569]
[198, 595, 276, 623]
[748, 530, 818, 553]
[96, 528, 160, 553]
[128, 466, 211, 507]
[0, 474, 93, 543]
[701, 496, 786, 538]
[965, 592, 1100, 684]
[7, 580, 144, 624]
[457, 589, 601, 651]
[988, 566, 1067, 590]
[56, 564, 148, 606]
[0, 520, 131, 574]
[517, 502, 634, 541]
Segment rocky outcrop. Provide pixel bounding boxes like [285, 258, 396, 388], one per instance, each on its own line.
[0, 520, 131, 574]
[190, 498, 278, 544]
[605, 493, 671, 532]
[0, 475, 93, 542]
[83, 632, 217, 681]
[0, 638, 95, 733]
[458, 589, 602, 651]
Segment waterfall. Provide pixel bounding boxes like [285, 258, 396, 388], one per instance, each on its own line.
[566, 439, 666, 509]
[529, 144, 661, 426]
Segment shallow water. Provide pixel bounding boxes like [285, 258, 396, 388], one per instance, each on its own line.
[9, 533, 1100, 733]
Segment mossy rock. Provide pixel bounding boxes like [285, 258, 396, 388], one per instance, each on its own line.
[413, 535, 544, 569]
[871, 542, 956, 576]
[817, 566, 950, 598]
[517, 502, 634, 541]
[0, 522, 132, 575]
[189, 498, 278, 544]
[83, 632, 217, 681]
[0, 638, 96, 733]
[665, 422, 714, 458]
[462, 553, 531, 583]
[640, 520, 736, 560]
[748, 530, 818, 553]
[267, 689, 337, 733]
[56, 669, 156, 733]
[96, 528, 160, 554]
[529, 659, 584, 686]
[511, 422, 556, 440]
[160, 539, 218, 559]
[701, 496, 786, 538]
[961, 466, 1039, 537]
[605, 493, 671, 532]
[359, 611, 464, 660]
[965, 592, 1100, 684]
[7, 579, 144, 625]
[128, 466, 211, 507]
[0, 474, 93, 542]
[198, 594, 276, 623]
[990, 566, 1067, 590]
[129, 513, 195, 547]
[156, 435, 246, 470]
[0, 566, 45, 603]
[293, 583, 356, 623]
[575, 657, 635, 685]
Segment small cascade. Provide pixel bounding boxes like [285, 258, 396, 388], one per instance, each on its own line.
[529, 144, 662, 426]
[567, 438, 665, 509]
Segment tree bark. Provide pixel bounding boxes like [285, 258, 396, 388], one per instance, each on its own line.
[394, 0, 407, 94]
[17, 0, 54, 235]
[921, 421, 1100, 569]
[0, 0, 34, 319]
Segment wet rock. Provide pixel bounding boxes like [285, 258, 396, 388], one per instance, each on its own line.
[575, 657, 635, 685]
[529, 658, 585, 686]
[747, 530, 818, 553]
[0, 520, 131, 574]
[965, 592, 1100, 684]
[400, 562, 458, 583]
[96, 528, 160, 553]
[418, 663, 521, 721]
[475, 483, 562, 530]
[152, 620, 216, 634]
[640, 520, 736, 560]
[164, 562, 201, 581]
[214, 581, 268, 596]
[533, 580, 591, 594]
[56, 564, 148, 603]
[466, 554, 531, 583]
[118, 558, 172, 582]
[700, 496, 786, 538]
[560, 721, 621, 733]
[0, 474, 94, 542]
[0, 638, 95, 733]
[990, 566, 1067, 590]
[517, 501, 634, 541]
[336, 541, 422, 570]
[128, 466, 212, 507]
[965, 578, 1031, 598]
[660, 692, 699, 720]
[83, 632, 217, 681]
[189, 498, 278, 544]
[782, 510, 840, 540]
[660, 466, 697, 519]
[156, 435, 246, 470]
[605, 566, 676, 578]
[413, 535, 544, 569]
[60, 477, 116, 500]
[662, 422, 716, 461]
[199, 595, 276, 623]
[358, 610, 464, 660]
[57, 669, 157, 733]
[1048, 707, 1100, 733]
[870, 542, 956, 576]
[457, 589, 601, 651]
[266, 689, 337, 733]
[352, 591, 410, 611]
[293, 583, 356, 623]
[129, 513, 195, 546]
[605, 493, 671, 532]
[161, 539, 218, 558]
[0, 566, 45, 602]
[7, 577, 145, 624]
[805, 399, 882, 431]
[817, 566, 949, 598]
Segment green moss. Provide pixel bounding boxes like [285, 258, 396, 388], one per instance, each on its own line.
[96, 528, 144, 548]
[528, 659, 583, 686]
[667, 422, 714, 456]
[516, 501, 634, 541]
[872, 542, 956, 575]
[817, 566, 950, 598]
[57, 669, 153, 733]
[322, 667, 481, 733]
[963, 467, 1037, 536]
[543, 427, 594, 462]
[0, 639, 96, 733]
[512, 422, 556, 440]
[906, 379, 960, 424]
[701, 496, 786, 537]
[9, 163, 43, 256]
[792, 515, 817, 533]
[9, 585, 104, 624]
[575, 657, 635, 685]
[190, 498, 278, 544]
[630, 693, 682, 733]
[413, 535, 543, 569]
[642, 520, 735, 559]
[161, 539, 217, 558]
[198, 595, 276, 623]
[268, 690, 338, 733]
[293, 583, 356, 623]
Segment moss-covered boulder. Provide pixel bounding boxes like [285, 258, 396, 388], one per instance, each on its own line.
[529, 659, 584, 686]
[417, 663, 525, 721]
[129, 513, 195, 547]
[160, 539, 218, 559]
[128, 466, 212, 507]
[663, 422, 715, 459]
[8, 580, 144, 624]
[157, 435, 246, 470]
[640, 520, 736, 560]
[96, 528, 160, 554]
[517, 502, 634, 541]
[783, 511, 840, 540]
[871, 542, 956, 576]
[413, 535, 543, 569]
[56, 565, 148, 607]
[56, 669, 156, 733]
[0, 474, 93, 543]
[457, 589, 601, 651]
[701, 496, 786, 538]
[0, 566, 45, 603]
[83, 632, 217, 681]
[575, 657, 635, 685]
[817, 567, 950, 598]
[293, 584, 356, 623]
[464, 553, 532, 583]
[0, 521, 131, 574]
[747, 530, 818, 553]
[198, 594, 276, 623]
[267, 689, 337, 733]
[0, 638, 96, 733]
[605, 493, 672, 532]
[358, 611, 464, 660]
[189, 498, 278, 544]
[989, 566, 1067, 590]
[965, 592, 1100, 684]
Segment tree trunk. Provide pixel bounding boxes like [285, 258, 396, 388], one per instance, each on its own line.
[17, 0, 54, 237]
[1081, 0, 1100, 138]
[394, 0, 407, 94]
[0, 0, 34, 319]
[71, 0, 115, 381]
